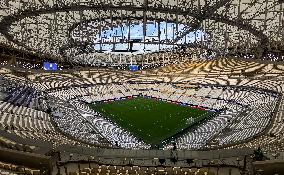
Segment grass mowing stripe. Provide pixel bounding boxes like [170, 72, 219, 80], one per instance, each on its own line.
[89, 97, 214, 145]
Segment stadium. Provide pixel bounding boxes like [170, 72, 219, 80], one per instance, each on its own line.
[0, 0, 284, 175]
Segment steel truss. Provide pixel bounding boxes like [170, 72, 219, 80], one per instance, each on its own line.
[0, 0, 283, 66]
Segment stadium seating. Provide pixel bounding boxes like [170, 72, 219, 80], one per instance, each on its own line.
[1, 57, 284, 175]
[37, 80, 277, 150]
[0, 81, 82, 149]
[0, 161, 41, 175]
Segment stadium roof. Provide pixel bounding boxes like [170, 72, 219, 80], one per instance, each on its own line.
[0, 0, 283, 64]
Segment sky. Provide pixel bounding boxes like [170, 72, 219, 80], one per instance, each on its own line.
[80, 21, 205, 54]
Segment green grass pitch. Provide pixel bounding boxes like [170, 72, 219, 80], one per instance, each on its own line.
[89, 97, 214, 145]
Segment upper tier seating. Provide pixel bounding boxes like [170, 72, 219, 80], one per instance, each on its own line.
[1, 57, 284, 152]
